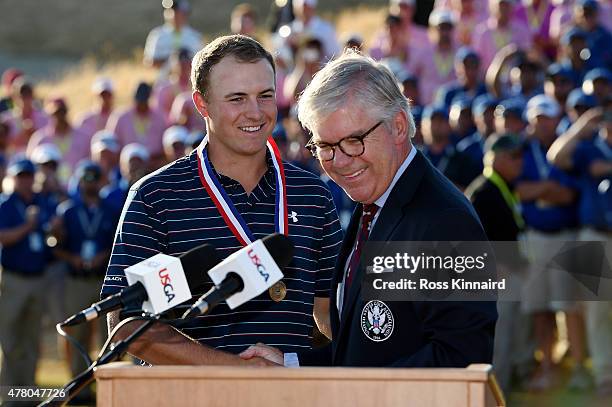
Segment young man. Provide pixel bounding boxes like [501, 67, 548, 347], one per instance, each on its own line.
[101, 35, 342, 365]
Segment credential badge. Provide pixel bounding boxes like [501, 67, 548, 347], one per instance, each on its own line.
[361, 300, 394, 342]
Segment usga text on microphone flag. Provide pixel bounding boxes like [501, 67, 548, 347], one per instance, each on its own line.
[208, 239, 284, 309]
[124, 253, 192, 314]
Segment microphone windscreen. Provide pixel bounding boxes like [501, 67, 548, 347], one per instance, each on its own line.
[262, 233, 294, 269]
[179, 244, 222, 291]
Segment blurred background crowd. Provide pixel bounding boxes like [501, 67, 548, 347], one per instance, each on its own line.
[0, 0, 611, 405]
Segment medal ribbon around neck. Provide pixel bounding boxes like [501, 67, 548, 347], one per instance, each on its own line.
[196, 135, 288, 247]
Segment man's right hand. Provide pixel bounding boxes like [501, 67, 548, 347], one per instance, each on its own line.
[239, 343, 284, 365]
[243, 356, 282, 367]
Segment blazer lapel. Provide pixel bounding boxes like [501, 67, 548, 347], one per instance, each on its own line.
[330, 204, 361, 356]
[368, 151, 427, 243]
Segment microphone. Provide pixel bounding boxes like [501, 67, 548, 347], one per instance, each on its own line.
[61, 244, 221, 326]
[182, 234, 294, 318]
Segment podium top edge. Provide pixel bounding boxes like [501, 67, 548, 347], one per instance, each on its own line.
[94, 363, 492, 382]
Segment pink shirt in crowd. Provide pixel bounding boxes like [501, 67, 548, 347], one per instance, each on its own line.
[549, 2, 574, 41]
[453, 11, 488, 46]
[153, 80, 190, 123]
[407, 45, 457, 105]
[513, 1, 556, 57]
[106, 107, 167, 157]
[76, 109, 113, 143]
[370, 24, 430, 55]
[369, 42, 413, 74]
[27, 125, 90, 183]
[434, 0, 490, 25]
[370, 27, 432, 83]
[169, 91, 206, 132]
[472, 18, 532, 69]
[0, 108, 49, 153]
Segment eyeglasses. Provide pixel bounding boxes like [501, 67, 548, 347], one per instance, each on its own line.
[306, 121, 383, 162]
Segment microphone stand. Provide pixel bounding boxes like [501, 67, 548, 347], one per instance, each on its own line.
[39, 301, 151, 406]
[39, 297, 217, 406]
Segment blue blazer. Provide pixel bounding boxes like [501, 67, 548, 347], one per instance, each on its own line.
[300, 150, 497, 367]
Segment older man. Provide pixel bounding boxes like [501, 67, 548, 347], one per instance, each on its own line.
[241, 51, 496, 368]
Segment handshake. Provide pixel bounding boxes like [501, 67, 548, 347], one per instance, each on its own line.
[239, 343, 286, 367]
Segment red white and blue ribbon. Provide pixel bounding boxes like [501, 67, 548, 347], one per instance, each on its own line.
[196, 135, 288, 247]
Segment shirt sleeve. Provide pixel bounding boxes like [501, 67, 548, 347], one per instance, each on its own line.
[315, 188, 343, 297]
[100, 186, 167, 299]
[283, 352, 300, 368]
[105, 112, 122, 146]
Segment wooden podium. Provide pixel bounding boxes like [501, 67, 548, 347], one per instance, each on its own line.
[95, 363, 504, 407]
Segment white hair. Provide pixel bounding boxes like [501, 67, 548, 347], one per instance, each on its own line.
[296, 49, 415, 139]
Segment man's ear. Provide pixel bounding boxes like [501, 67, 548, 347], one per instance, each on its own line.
[393, 110, 409, 145]
[192, 91, 209, 118]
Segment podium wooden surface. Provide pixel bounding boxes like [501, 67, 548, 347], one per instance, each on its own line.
[95, 362, 504, 407]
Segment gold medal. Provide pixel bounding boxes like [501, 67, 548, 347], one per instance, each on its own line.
[269, 281, 287, 302]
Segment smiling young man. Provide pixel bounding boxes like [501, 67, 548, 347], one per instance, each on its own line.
[241, 51, 497, 368]
[101, 35, 342, 365]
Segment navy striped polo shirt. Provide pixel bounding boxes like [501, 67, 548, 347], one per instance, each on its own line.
[101, 148, 343, 353]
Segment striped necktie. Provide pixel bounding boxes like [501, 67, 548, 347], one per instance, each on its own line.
[344, 204, 379, 297]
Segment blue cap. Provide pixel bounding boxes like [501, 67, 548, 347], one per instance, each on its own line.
[472, 94, 498, 116]
[495, 98, 525, 119]
[546, 63, 573, 80]
[578, 0, 599, 10]
[422, 104, 449, 120]
[561, 27, 588, 45]
[7, 158, 36, 176]
[566, 88, 597, 109]
[584, 68, 612, 83]
[455, 47, 480, 64]
[75, 160, 102, 181]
